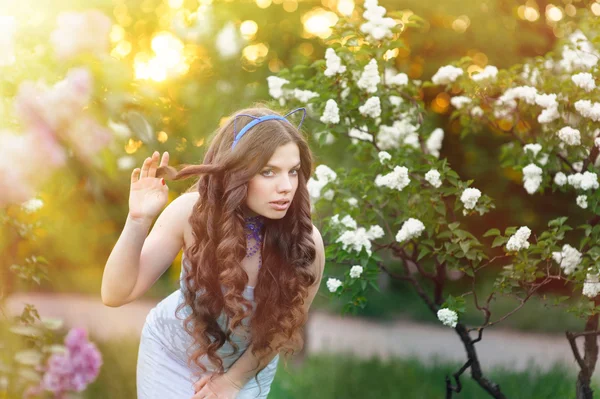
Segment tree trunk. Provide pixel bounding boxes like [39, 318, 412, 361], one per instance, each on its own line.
[574, 313, 599, 399]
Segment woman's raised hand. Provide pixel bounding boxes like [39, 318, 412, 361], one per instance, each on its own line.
[128, 151, 170, 223]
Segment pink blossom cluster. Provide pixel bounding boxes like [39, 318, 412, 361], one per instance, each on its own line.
[0, 67, 112, 206]
[27, 328, 102, 398]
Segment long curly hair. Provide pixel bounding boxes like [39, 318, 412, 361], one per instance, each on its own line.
[158, 104, 317, 385]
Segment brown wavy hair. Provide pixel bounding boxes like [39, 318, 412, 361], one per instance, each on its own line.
[157, 104, 317, 389]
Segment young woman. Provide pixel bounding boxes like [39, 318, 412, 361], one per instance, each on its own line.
[101, 105, 325, 399]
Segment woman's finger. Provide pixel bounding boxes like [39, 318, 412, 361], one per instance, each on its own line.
[140, 157, 151, 178]
[131, 168, 141, 184]
[193, 374, 212, 393]
[148, 151, 159, 178]
[159, 151, 169, 168]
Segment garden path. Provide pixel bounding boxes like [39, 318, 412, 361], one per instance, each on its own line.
[6, 292, 593, 379]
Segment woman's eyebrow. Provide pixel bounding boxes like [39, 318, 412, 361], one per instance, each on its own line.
[263, 162, 301, 170]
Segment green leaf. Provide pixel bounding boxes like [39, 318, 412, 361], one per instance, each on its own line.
[492, 236, 509, 248]
[483, 228, 501, 237]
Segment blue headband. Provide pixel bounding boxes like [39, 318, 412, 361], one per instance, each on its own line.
[231, 107, 307, 150]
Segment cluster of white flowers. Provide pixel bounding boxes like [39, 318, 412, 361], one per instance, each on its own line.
[583, 273, 600, 298]
[359, 96, 381, 118]
[266, 76, 289, 99]
[331, 214, 358, 229]
[293, 89, 319, 103]
[307, 164, 337, 202]
[559, 30, 599, 73]
[567, 172, 599, 190]
[327, 278, 343, 293]
[574, 100, 600, 122]
[350, 265, 364, 279]
[450, 96, 472, 110]
[557, 126, 581, 146]
[437, 308, 458, 328]
[385, 68, 409, 86]
[377, 120, 419, 150]
[521, 63, 542, 86]
[534, 93, 560, 124]
[576, 195, 588, 209]
[396, 218, 425, 243]
[471, 65, 498, 82]
[425, 169, 442, 188]
[375, 166, 411, 191]
[522, 163, 543, 194]
[21, 198, 44, 213]
[554, 172, 567, 186]
[360, 0, 397, 41]
[432, 65, 463, 85]
[572, 72, 596, 92]
[349, 126, 373, 143]
[471, 106, 484, 117]
[552, 244, 582, 275]
[523, 143, 542, 158]
[426, 128, 444, 157]
[324, 48, 347, 77]
[357, 59, 380, 93]
[506, 226, 531, 251]
[460, 188, 481, 210]
[320, 99, 340, 124]
[378, 151, 391, 164]
[346, 197, 358, 208]
[335, 224, 384, 256]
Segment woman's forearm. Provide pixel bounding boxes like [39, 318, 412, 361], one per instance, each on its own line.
[225, 343, 280, 387]
[101, 214, 153, 306]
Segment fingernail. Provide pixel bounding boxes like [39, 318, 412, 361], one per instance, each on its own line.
[161, 178, 165, 185]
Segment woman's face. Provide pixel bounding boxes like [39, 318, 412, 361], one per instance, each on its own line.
[246, 142, 301, 219]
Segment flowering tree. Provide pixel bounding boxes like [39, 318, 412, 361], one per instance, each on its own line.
[268, 1, 600, 398]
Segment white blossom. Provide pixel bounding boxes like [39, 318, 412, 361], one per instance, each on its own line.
[366, 225, 385, 240]
[389, 95, 404, 108]
[21, 198, 44, 213]
[580, 172, 599, 190]
[320, 99, 340, 124]
[340, 215, 358, 229]
[359, 96, 381, 118]
[377, 120, 419, 150]
[557, 126, 581, 146]
[293, 89, 319, 103]
[346, 197, 358, 207]
[357, 59, 380, 93]
[573, 161, 584, 173]
[522, 163, 543, 195]
[552, 244, 582, 275]
[396, 218, 425, 243]
[216, 22, 242, 59]
[360, 0, 397, 41]
[431, 65, 464, 85]
[324, 48, 347, 77]
[336, 227, 373, 256]
[583, 274, 600, 298]
[326, 278, 343, 293]
[572, 73, 596, 92]
[350, 265, 364, 278]
[323, 189, 335, 201]
[559, 30, 599, 72]
[471, 65, 498, 82]
[450, 96, 472, 110]
[460, 188, 481, 210]
[574, 100, 600, 122]
[266, 76, 289, 99]
[425, 169, 442, 188]
[538, 106, 560, 124]
[523, 143, 542, 158]
[577, 195, 588, 209]
[385, 68, 409, 86]
[426, 128, 444, 158]
[554, 172, 567, 186]
[375, 166, 410, 191]
[315, 164, 337, 183]
[437, 308, 458, 328]
[471, 106, 484, 117]
[506, 226, 531, 251]
[378, 151, 391, 164]
[349, 126, 374, 143]
[535, 93, 558, 108]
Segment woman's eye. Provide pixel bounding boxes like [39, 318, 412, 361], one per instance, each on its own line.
[290, 169, 299, 176]
[261, 170, 274, 177]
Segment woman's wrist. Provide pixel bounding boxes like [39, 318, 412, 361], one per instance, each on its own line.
[222, 372, 244, 390]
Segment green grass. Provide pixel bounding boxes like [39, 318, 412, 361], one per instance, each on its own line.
[84, 337, 589, 399]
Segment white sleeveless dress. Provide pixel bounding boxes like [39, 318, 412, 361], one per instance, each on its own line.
[136, 255, 280, 398]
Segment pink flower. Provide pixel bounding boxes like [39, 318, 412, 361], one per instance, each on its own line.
[33, 328, 103, 397]
[50, 10, 112, 60]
